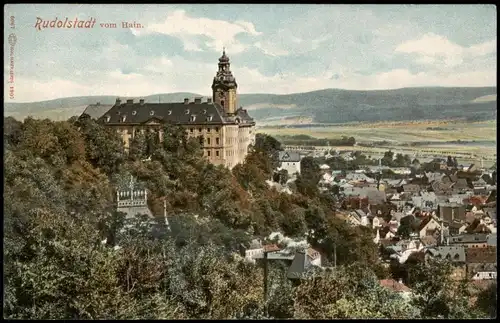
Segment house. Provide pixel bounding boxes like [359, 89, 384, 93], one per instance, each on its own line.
[424, 245, 466, 265]
[471, 271, 497, 280]
[438, 203, 466, 223]
[347, 209, 369, 226]
[448, 233, 489, 248]
[425, 172, 445, 183]
[412, 194, 438, 211]
[319, 164, 331, 172]
[452, 178, 472, 193]
[465, 246, 497, 278]
[240, 239, 264, 261]
[420, 235, 438, 248]
[345, 172, 375, 183]
[379, 279, 412, 299]
[278, 151, 301, 176]
[392, 167, 412, 175]
[444, 220, 468, 236]
[287, 249, 322, 280]
[465, 219, 492, 234]
[402, 184, 420, 195]
[418, 216, 442, 238]
[431, 180, 454, 195]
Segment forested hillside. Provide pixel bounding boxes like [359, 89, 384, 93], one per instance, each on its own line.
[4, 87, 496, 123]
[3, 116, 494, 319]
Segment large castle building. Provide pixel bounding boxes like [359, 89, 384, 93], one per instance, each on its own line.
[81, 50, 256, 169]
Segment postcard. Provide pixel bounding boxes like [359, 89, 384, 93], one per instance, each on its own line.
[3, 4, 497, 320]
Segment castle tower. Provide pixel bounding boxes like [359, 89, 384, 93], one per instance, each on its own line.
[212, 48, 238, 115]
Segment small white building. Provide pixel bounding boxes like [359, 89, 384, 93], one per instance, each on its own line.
[471, 271, 497, 280]
[278, 151, 301, 176]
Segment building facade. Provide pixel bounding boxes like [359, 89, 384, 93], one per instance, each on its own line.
[81, 50, 256, 169]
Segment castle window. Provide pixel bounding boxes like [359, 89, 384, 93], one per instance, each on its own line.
[150, 110, 155, 116]
[216, 150, 219, 157]
[203, 109, 207, 114]
[207, 128, 211, 132]
[190, 116, 196, 122]
[132, 111, 137, 116]
[216, 138, 220, 145]
[105, 115, 110, 122]
[221, 100, 225, 107]
[121, 115, 127, 122]
[190, 128, 194, 133]
[207, 138, 211, 145]
[199, 128, 202, 132]
[168, 110, 172, 115]
[215, 127, 219, 132]
[185, 109, 190, 114]
[207, 151, 211, 157]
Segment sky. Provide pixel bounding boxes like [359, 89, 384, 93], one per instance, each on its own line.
[4, 4, 497, 102]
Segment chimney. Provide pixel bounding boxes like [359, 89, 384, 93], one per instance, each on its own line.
[207, 97, 212, 104]
[139, 99, 145, 105]
[126, 99, 133, 104]
[184, 98, 189, 104]
[96, 102, 100, 106]
[194, 97, 202, 104]
[115, 98, 121, 105]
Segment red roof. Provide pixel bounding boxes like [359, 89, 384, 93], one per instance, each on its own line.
[263, 244, 281, 253]
[379, 279, 411, 293]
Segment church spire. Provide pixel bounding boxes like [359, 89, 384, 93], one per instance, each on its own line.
[212, 50, 238, 114]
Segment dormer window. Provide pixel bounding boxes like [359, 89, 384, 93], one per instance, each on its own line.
[168, 110, 172, 115]
[132, 111, 137, 115]
[150, 110, 155, 116]
[105, 115, 110, 122]
[203, 109, 207, 114]
[185, 109, 190, 114]
[190, 115, 196, 122]
[207, 116, 213, 122]
[121, 115, 127, 122]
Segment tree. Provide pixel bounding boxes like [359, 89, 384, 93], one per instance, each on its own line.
[381, 150, 394, 167]
[292, 264, 415, 319]
[475, 281, 497, 318]
[408, 258, 481, 319]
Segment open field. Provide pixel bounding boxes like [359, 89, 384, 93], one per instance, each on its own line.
[257, 120, 496, 143]
[258, 120, 497, 162]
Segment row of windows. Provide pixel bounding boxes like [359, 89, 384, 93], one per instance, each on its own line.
[206, 150, 221, 157]
[205, 138, 220, 145]
[189, 127, 220, 133]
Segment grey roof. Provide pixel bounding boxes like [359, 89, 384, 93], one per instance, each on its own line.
[426, 245, 466, 262]
[287, 251, 313, 279]
[81, 103, 114, 120]
[279, 151, 301, 162]
[97, 99, 254, 126]
[366, 190, 387, 204]
[449, 233, 489, 244]
[487, 234, 497, 246]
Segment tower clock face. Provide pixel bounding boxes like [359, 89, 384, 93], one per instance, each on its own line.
[218, 91, 225, 98]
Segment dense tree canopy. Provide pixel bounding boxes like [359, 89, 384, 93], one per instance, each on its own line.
[3, 116, 492, 319]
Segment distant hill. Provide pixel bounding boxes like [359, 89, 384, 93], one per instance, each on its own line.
[4, 87, 497, 123]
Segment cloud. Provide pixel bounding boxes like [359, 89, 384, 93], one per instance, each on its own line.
[395, 33, 496, 68]
[132, 9, 261, 54]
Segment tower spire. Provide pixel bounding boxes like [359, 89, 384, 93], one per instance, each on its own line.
[223, 46, 225, 55]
